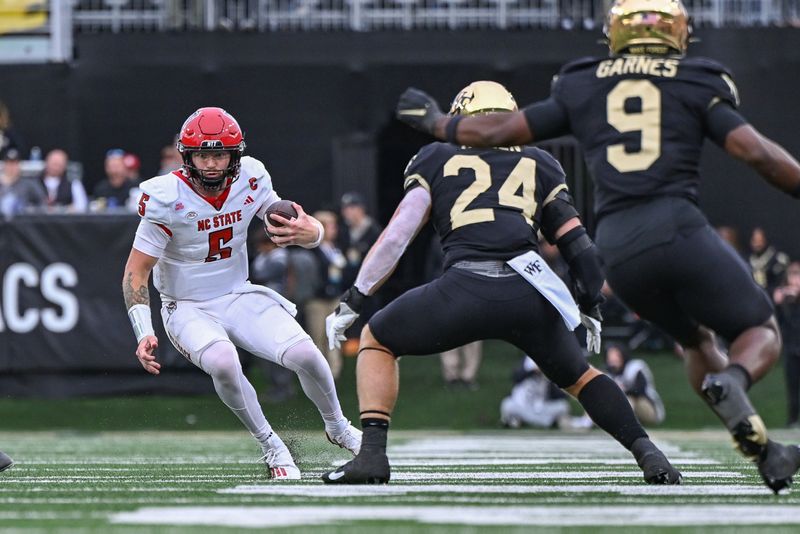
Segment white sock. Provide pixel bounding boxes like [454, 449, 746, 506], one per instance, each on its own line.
[199, 340, 275, 453]
[282, 339, 348, 435]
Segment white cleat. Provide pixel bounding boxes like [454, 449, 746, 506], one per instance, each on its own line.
[326, 422, 363, 456]
[259, 435, 301, 481]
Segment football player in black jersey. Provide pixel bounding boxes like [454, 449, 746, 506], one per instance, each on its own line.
[396, 0, 800, 493]
[322, 81, 681, 485]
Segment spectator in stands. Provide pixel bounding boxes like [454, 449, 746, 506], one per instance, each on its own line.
[158, 143, 183, 175]
[338, 191, 382, 347]
[92, 149, 134, 210]
[0, 100, 26, 161]
[123, 152, 141, 184]
[38, 149, 88, 212]
[307, 210, 346, 379]
[716, 225, 747, 260]
[605, 344, 665, 425]
[749, 227, 789, 295]
[0, 148, 45, 217]
[774, 262, 800, 428]
[441, 342, 483, 390]
[249, 230, 297, 403]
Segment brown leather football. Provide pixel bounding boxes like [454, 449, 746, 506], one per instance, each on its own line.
[264, 200, 298, 237]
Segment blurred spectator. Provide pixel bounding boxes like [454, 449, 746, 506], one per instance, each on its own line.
[441, 342, 483, 390]
[158, 143, 183, 175]
[307, 210, 346, 379]
[500, 357, 582, 429]
[0, 100, 26, 161]
[38, 149, 88, 212]
[92, 149, 134, 210]
[0, 149, 45, 217]
[774, 262, 800, 428]
[123, 152, 141, 184]
[716, 225, 746, 260]
[749, 227, 789, 295]
[249, 230, 297, 403]
[338, 191, 382, 344]
[605, 344, 665, 425]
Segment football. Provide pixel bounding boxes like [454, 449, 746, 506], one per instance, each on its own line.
[264, 200, 298, 237]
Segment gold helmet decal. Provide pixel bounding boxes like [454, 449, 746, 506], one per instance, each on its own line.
[605, 0, 690, 55]
[449, 81, 518, 116]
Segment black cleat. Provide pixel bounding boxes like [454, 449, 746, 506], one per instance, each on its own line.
[0, 451, 14, 472]
[321, 448, 390, 485]
[757, 440, 800, 494]
[631, 438, 682, 485]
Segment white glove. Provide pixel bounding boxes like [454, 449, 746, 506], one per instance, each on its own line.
[326, 302, 360, 350]
[580, 312, 602, 354]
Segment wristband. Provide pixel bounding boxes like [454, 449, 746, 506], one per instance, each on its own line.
[792, 182, 800, 199]
[445, 116, 464, 144]
[128, 304, 155, 343]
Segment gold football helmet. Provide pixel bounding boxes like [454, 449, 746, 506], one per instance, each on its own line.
[448, 81, 518, 116]
[605, 0, 690, 55]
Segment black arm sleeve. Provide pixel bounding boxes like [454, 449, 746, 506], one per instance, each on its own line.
[556, 226, 605, 314]
[541, 193, 580, 243]
[522, 98, 571, 141]
[705, 101, 748, 147]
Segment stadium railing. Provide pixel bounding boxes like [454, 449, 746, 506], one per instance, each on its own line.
[62, 0, 800, 34]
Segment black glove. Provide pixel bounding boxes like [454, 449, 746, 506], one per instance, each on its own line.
[396, 87, 444, 135]
[339, 286, 367, 314]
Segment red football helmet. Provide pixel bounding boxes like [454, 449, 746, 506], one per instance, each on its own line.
[177, 107, 246, 191]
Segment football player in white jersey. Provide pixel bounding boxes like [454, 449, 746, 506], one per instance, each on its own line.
[122, 107, 361, 480]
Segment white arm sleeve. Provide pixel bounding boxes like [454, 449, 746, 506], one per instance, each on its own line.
[354, 186, 432, 295]
[132, 218, 169, 258]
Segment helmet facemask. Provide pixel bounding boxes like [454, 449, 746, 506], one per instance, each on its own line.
[177, 107, 246, 193]
[178, 142, 245, 192]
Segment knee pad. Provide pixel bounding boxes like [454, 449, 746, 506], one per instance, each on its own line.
[199, 340, 240, 382]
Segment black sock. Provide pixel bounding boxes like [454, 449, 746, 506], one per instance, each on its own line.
[578, 374, 648, 450]
[723, 364, 753, 391]
[361, 418, 389, 453]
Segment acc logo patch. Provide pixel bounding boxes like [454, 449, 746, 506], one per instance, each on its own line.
[186, 211, 198, 220]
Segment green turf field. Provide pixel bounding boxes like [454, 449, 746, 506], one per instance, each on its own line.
[2, 428, 800, 532]
[0, 342, 791, 432]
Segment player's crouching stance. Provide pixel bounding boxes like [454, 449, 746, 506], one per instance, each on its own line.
[122, 107, 360, 480]
[321, 83, 680, 486]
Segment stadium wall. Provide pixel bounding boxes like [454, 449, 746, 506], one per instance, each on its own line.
[2, 29, 799, 258]
[1, 28, 799, 393]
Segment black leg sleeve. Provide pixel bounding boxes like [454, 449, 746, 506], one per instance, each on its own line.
[577, 374, 648, 450]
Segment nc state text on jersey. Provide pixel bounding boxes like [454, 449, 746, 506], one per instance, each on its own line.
[196, 210, 243, 231]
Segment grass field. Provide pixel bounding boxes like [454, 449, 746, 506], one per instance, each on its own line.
[2, 428, 800, 532]
[1, 342, 797, 531]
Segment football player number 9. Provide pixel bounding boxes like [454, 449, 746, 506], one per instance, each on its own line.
[606, 79, 662, 173]
[445, 155, 537, 230]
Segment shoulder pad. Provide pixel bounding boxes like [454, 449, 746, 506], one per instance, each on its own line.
[522, 146, 566, 177]
[139, 173, 179, 205]
[559, 56, 604, 76]
[403, 142, 450, 176]
[403, 142, 452, 191]
[680, 56, 740, 107]
[681, 56, 733, 77]
[138, 173, 178, 225]
[239, 155, 273, 188]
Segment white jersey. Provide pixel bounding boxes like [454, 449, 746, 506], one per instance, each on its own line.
[133, 156, 279, 301]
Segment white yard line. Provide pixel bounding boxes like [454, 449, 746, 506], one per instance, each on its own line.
[110, 505, 800, 528]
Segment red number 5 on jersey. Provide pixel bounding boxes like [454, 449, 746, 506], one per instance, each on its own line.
[205, 227, 234, 262]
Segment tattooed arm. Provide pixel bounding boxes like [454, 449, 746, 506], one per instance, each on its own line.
[123, 248, 161, 375]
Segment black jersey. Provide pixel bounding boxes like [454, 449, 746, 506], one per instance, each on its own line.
[403, 142, 569, 269]
[538, 55, 740, 219]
